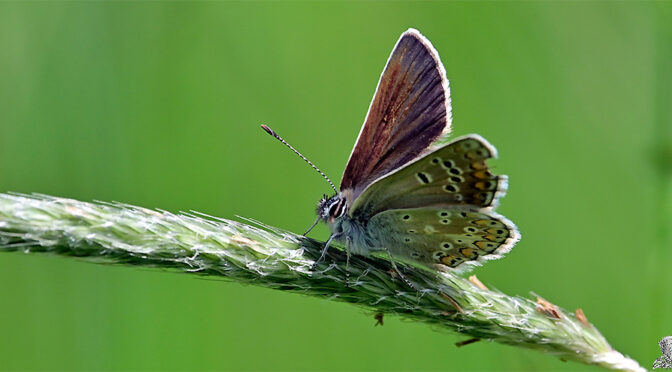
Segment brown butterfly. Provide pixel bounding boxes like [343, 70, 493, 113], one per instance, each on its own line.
[263, 29, 519, 276]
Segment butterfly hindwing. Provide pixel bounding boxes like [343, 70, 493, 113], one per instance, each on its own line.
[341, 29, 451, 198]
[350, 135, 507, 218]
[368, 207, 519, 271]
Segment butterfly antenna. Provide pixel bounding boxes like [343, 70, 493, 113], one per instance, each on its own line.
[261, 125, 338, 193]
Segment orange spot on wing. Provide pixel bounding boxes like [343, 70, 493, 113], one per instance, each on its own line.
[472, 170, 491, 180]
[483, 234, 499, 242]
[471, 161, 487, 170]
[474, 181, 487, 190]
[460, 248, 477, 259]
[440, 255, 457, 266]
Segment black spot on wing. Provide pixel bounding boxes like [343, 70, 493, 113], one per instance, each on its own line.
[417, 172, 430, 184]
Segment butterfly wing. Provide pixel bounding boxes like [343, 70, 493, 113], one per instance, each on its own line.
[350, 135, 507, 217]
[350, 135, 519, 271]
[368, 206, 519, 272]
[340, 28, 451, 199]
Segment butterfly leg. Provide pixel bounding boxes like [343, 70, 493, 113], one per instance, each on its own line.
[345, 236, 352, 287]
[382, 247, 416, 290]
[303, 216, 321, 236]
[311, 232, 342, 270]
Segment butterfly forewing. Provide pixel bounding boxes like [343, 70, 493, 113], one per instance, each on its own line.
[341, 29, 451, 198]
[350, 135, 506, 218]
[368, 207, 519, 271]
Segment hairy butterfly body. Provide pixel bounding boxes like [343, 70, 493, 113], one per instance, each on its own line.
[265, 28, 519, 274]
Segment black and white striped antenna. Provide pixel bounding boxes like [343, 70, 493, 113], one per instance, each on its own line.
[260, 125, 338, 194]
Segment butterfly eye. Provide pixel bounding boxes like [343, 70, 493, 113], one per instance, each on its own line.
[328, 204, 338, 217]
[328, 199, 346, 218]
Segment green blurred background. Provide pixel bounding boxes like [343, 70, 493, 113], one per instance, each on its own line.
[1, 2, 670, 371]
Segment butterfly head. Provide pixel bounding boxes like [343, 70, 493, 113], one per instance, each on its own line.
[317, 194, 347, 223]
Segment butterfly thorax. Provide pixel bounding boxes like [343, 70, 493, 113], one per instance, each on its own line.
[317, 193, 377, 256]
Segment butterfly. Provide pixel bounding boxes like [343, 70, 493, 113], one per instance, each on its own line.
[263, 28, 519, 276]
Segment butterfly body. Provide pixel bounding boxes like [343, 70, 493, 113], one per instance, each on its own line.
[266, 28, 519, 274]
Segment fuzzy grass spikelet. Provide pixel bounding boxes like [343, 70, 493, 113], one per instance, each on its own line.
[0, 193, 643, 371]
